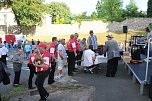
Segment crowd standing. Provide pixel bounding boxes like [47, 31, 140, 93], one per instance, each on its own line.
[0, 30, 121, 101]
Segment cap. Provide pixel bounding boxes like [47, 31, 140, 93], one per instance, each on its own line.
[37, 43, 47, 48]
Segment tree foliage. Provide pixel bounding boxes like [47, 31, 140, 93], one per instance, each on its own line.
[12, 0, 48, 27]
[47, 2, 71, 24]
[0, 0, 48, 34]
[95, 0, 123, 22]
[123, 0, 146, 18]
[147, 0, 152, 17]
[0, 0, 48, 26]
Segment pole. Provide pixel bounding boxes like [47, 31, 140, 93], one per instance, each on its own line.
[125, 32, 127, 51]
[6, 23, 8, 34]
[145, 38, 151, 83]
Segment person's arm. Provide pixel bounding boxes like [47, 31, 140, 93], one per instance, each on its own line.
[92, 52, 96, 61]
[59, 50, 63, 60]
[103, 42, 108, 55]
[87, 37, 91, 45]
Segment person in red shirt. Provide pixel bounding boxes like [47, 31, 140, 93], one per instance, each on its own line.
[33, 43, 50, 101]
[67, 34, 77, 76]
[48, 37, 58, 85]
[27, 48, 38, 89]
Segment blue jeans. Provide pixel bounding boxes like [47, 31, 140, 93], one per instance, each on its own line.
[26, 51, 30, 59]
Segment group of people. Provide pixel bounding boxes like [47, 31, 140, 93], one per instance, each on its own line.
[0, 30, 121, 101]
[11, 30, 103, 101]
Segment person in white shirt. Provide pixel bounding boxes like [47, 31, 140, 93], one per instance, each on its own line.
[83, 45, 96, 74]
[0, 43, 8, 65]
[55, 39, 67, 80]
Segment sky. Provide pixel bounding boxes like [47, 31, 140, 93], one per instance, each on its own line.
[45, 0, 148, 15]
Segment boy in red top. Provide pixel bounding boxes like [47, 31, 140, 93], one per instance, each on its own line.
[67, 34, 77, 76]
[48, 37, 58, 85]
[27, 48, 38, 89]
[33, 43, 50, 101]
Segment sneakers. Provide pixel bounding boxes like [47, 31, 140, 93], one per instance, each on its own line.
[59, 74, 64, 77]
[55, 75, 60, 81]
[28, 87, 36, 90]
[89, 69, 93, 74]
[13, 84, 19, 87]
[55, 74, 64, 81]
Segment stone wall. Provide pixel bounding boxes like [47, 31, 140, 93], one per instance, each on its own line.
[0, 18, 152, 36]
[35, 21, 108, 36]
[107, 18, 152, 32]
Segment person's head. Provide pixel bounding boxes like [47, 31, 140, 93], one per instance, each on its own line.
[52, 37, 58, 44]
[70, 34, 75, 39]
[106, 33, 113, 40]
[88, 45, 93, 50]
[82, 38, 86, 42]
[145, 27, 150, 32]
[32, 39, 33, 41]
[33, 48, 38, 54]
[89, 30, 94, 36]
[17, 49, 22, 55]
[60, 39, 65, 45]
[37, 43, 47, 53]
[75, 33, 79, 39]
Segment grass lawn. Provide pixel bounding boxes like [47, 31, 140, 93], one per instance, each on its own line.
[26, 30, 147, 45]
[2, 85, 27, 101]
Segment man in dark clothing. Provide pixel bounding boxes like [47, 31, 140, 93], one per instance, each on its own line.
[67, 34, 77, 76]
[34, 43, 50, 101]
[103, 33, 120, 77]
[12, 49, 23, 87]
[0, 61, 10, 101]
[48, 37, 57, 85]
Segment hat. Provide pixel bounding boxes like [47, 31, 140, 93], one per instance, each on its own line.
[106, 33, 113, 38]
[89, 30, 94, 34]
[37, 43, 47, 48]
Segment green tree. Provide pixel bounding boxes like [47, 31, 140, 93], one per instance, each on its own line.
[12, 0, 48, 27]
[123, 0, 144, 18]
[90, 11, 98, 19]
[96, 0, 123, 21]
[147, 0, 152, 17]
[54, 15, 64, 24]
[47, 2, 71, 24]
[0, 0, 48, 34]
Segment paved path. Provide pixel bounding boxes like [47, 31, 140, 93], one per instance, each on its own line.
[73, 62, 149, 101]
[0, 50, 150, 101]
